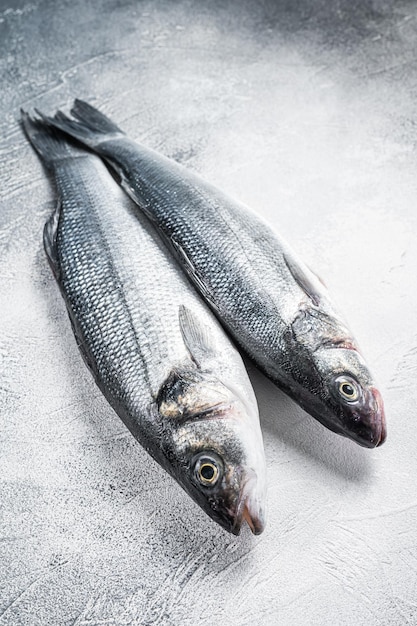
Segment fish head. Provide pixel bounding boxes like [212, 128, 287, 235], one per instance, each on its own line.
[305, 346, 386, 448]
[157, 368, 267, 535]
[283, 305, 386, 447]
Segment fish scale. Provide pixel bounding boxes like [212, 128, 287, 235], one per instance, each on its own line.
[53, 160, 160, 403]
[110, 138, 300, 353]
[99, 137, 332, 369]
[21, 113, 267, 535]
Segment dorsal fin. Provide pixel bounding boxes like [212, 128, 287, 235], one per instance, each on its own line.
[284, 253, 322, 306]
[178, 305, 216, 367]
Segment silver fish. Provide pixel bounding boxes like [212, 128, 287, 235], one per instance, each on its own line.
[42, 100, 387, 448]
[21, 112, 267, 535]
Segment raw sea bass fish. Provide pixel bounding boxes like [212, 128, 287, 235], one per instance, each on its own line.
[21, 113, 267, 535]
[44, 100, 386, 448]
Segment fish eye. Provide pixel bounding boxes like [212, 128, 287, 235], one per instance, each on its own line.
[200, 463, 218, 483]
[193, 454, 221, 487]
[335, 375, 360, 402]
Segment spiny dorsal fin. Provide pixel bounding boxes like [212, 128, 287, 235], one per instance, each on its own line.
[178, 305, 216, 368]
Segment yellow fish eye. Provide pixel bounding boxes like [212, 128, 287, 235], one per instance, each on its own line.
[193, 454, 221, 487]
[198, 462, 219, 485]
[337, 377, 359, 401]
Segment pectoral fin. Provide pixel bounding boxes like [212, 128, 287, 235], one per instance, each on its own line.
[178, 304, 216, 368]
[170, 237, 218, 312]
[284, 253, 323, 306]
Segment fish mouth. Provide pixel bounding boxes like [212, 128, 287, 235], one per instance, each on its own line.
[368, 386, 387, 447]
[231, 472, 266, 536]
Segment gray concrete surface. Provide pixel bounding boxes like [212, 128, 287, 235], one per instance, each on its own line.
[1, 1, 416, 624]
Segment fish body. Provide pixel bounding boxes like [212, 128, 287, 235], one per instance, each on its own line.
[21, 113, 267, 535]
[43, 100, 386, 448]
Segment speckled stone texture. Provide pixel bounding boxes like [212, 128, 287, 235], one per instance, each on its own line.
[1, 1, 416, 624]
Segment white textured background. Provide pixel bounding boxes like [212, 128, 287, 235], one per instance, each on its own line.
[1, 1, 416, 624]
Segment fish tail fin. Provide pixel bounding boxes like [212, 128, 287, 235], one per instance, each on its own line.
[71, 99, 123, 135]
[20, 110, 87, 169]
[35, 100, 124, 149]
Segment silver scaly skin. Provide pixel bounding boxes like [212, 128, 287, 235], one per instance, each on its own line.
[21, 112, 267, 535]
[42, 100, 386, 448]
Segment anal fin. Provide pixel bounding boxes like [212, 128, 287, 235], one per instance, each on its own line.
[43, 203, 61, 280]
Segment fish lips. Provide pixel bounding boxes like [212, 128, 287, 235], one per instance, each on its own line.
[348, 386, 387, 448]
[230, 480, 265, 535]
[231, 473, 266, 536]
